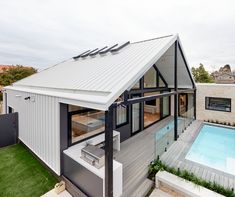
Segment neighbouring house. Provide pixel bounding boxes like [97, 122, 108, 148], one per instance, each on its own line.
[211, 64, 235, 84]
[196, 83, 235, 124]
[2, 34, 196, 197]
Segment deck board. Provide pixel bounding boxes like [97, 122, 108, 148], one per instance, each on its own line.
[114, 116, 174, 197]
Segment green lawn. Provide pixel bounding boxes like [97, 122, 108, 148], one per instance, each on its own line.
[0, 143, 58, 197]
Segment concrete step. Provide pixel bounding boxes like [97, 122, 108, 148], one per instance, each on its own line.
[149, 189, 173, 197]
[130, 178, 154, 197]
[61, 176, 87, 197]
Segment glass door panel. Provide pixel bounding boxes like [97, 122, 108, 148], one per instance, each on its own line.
[132, 95, 140, 133]
[162, 96, 170, 117]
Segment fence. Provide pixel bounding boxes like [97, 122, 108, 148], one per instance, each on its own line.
[0, 112, 18, 148]
[155, 106, 194, 158]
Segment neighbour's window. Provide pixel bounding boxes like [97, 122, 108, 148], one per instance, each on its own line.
[69, 105, 105, 144]
[205, 97, 231, 112]
[116, 95, 128, 127]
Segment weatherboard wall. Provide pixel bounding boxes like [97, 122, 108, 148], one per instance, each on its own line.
[6, 89, 61, 175]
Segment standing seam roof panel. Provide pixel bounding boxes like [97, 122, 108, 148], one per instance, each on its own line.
[8, 35, 195, 110]
[14, 36, 175, 92]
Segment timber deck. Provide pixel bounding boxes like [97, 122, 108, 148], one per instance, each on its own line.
[114, 116, 173, 197]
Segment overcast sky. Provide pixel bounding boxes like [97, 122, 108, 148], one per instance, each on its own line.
[0, 0, 235, 72]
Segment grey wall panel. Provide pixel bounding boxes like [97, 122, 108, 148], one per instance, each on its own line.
[115, 124, 131, 142]
[0, 112, 18, 147]
[63, 154, 103, 197]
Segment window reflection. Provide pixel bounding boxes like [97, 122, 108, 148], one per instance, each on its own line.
[69, 105, 105, 143]
[144, 92, 160, 127]
[144, 67, 157, 88]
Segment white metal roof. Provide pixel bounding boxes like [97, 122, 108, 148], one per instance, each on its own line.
[6, 34, 194, 110]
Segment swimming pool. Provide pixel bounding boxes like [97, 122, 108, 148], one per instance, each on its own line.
[186, 124, 235, 176]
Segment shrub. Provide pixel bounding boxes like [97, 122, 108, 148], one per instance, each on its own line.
[148, 159, 235, 197]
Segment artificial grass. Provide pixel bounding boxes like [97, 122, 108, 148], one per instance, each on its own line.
[0, 143, 58, 197]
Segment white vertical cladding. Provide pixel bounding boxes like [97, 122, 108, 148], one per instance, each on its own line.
[6, 89, 60, 175]
[2, 91, 6, 114]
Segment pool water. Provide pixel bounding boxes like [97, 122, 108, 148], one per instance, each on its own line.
[186, 124, 235, 175]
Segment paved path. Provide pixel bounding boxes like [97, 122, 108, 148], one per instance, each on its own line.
[149, 189, 173, 197]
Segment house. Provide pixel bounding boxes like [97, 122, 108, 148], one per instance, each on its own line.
[211, 64, 235, 84]
[2, 34, 196, 197]
[196, 83, 235, 124]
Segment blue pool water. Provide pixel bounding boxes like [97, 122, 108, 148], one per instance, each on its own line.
[186, 124, 235, 175]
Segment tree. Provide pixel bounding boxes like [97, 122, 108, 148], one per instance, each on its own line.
[191, 63, 214, 83]
[0, 65, 37, 101]
[0, 65, 37, 86]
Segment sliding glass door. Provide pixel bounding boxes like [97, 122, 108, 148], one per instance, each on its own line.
[162, 95, 170, 118]
[131, 95, 141, 134]
[144, 92, 161, 128]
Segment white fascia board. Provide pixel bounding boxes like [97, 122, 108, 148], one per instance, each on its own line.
[5, 86, 110, 111]
[58, 98, 108, 111]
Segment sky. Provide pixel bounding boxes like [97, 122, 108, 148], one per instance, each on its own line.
[0, 0, 235, 72]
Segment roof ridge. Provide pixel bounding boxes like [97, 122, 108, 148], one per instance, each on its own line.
[131, 34, 174, 44]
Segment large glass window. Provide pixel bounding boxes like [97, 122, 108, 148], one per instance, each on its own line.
[144, 67, 157, 88]
[159, 76, 166, 87]
[205, 97, 231, 112]
[144, 92, 160, 127]
[132, 81, 140, 89]
[69, 105, 105, 144]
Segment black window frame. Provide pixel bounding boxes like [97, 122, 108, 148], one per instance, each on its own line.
[205, 97, 231, 112]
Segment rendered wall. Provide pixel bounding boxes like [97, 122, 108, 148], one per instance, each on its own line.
[196, 84, 235, 124]
[6, 89, 61, 174]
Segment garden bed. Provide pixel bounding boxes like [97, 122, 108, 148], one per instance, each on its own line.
[148, 159, 235, 197]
